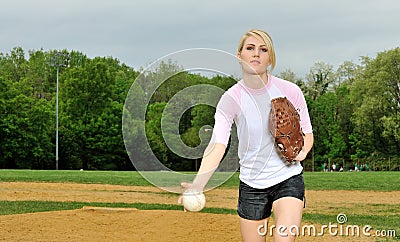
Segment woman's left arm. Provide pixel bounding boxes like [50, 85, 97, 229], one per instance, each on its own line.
[295, 133, 314, 162]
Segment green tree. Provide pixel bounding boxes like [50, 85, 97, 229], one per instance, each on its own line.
[62, 57, 118, 169]
[336, 60, 360, 86]
[0, 48, 55, 169]
[349, 48, 400, 157]
[305, 61, 336, 100]
[309, 92, 346, 163]
[145, 102, 169, 167]
[279, 68, 305, 90]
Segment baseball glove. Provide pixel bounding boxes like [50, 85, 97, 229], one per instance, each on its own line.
[269, 97, 305, 165]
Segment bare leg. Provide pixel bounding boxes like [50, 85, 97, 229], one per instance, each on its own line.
[239, 217, 269, 242]
[272, 197, 304, 242]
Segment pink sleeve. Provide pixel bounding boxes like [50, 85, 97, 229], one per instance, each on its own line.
[212, 90, 241, 146]
[270, 76, 312, 133]
[286, 86, 313, 134]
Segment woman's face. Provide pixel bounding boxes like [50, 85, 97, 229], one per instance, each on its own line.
[238, 35, 270, 75]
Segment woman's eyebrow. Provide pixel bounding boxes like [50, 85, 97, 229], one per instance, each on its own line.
[245, 43, 266, 47]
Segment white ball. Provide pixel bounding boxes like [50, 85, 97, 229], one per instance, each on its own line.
[182, 189, 206, 212]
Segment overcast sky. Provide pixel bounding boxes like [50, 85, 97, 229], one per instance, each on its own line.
[1, 0, 399, 78]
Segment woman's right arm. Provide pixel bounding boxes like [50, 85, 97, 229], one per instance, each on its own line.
[177, 143, 226, 207]
[189, 143, 226, 191]
[181, 89, 237, 191]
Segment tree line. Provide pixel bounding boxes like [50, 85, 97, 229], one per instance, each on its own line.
[0, 47, 399, 170]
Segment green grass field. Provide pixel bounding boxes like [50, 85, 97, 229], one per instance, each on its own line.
[1, 169, 399, 191]
[1, 170, 399, 239]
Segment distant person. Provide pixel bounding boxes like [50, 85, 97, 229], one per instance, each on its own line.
[354, 163, 359, 172]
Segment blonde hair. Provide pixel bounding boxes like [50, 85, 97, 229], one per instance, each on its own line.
[237, 29, 276, 74]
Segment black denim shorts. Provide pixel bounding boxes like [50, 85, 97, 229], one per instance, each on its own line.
[237, 173, 305, 220]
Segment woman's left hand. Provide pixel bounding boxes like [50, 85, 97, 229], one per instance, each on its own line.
[294, 150, 307, 162]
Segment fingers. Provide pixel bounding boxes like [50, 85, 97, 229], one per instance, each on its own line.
[292, 150, 303, 161]
[177, 195, 187, 212]
[178, 182, 192, 212]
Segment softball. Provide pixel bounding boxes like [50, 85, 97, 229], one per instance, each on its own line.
[182, 189, 206, 212]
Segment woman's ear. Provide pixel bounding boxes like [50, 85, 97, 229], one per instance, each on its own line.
[237, 52, 242, 64]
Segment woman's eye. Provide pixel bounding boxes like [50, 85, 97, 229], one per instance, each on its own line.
[246, 46, 254, 50]
[262, 48, 268, 52]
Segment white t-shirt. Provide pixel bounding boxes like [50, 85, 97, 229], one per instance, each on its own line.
[212, 75, 312, 189]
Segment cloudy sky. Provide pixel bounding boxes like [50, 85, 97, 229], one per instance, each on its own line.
[1, 0, 399, 77]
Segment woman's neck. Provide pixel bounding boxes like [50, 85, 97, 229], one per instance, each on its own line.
[242, 72, 269, 89]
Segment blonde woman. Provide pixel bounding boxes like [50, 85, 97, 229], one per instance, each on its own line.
[179, 29, 314, 242]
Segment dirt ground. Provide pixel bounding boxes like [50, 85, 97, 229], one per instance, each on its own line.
[0, 182, 398, 241]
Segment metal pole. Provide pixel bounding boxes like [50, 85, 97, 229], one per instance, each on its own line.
[51, 51, 69, 170]
[56, 66, 59, 170]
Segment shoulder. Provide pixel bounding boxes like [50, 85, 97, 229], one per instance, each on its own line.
[269, 75, 302, 93]
[217, 82, 241, 108]
[222, 81, 245, 102]
[269, 75, 306, 107]
[225, 81, 243, 93]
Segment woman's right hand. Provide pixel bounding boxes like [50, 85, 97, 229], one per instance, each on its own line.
[177, 182, 191, 212]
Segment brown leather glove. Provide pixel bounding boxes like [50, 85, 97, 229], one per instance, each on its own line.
[269, 97, 305, 165]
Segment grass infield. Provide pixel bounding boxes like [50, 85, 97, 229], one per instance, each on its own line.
[0, 200, 236, 216]
[0, 169, 399, 191]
